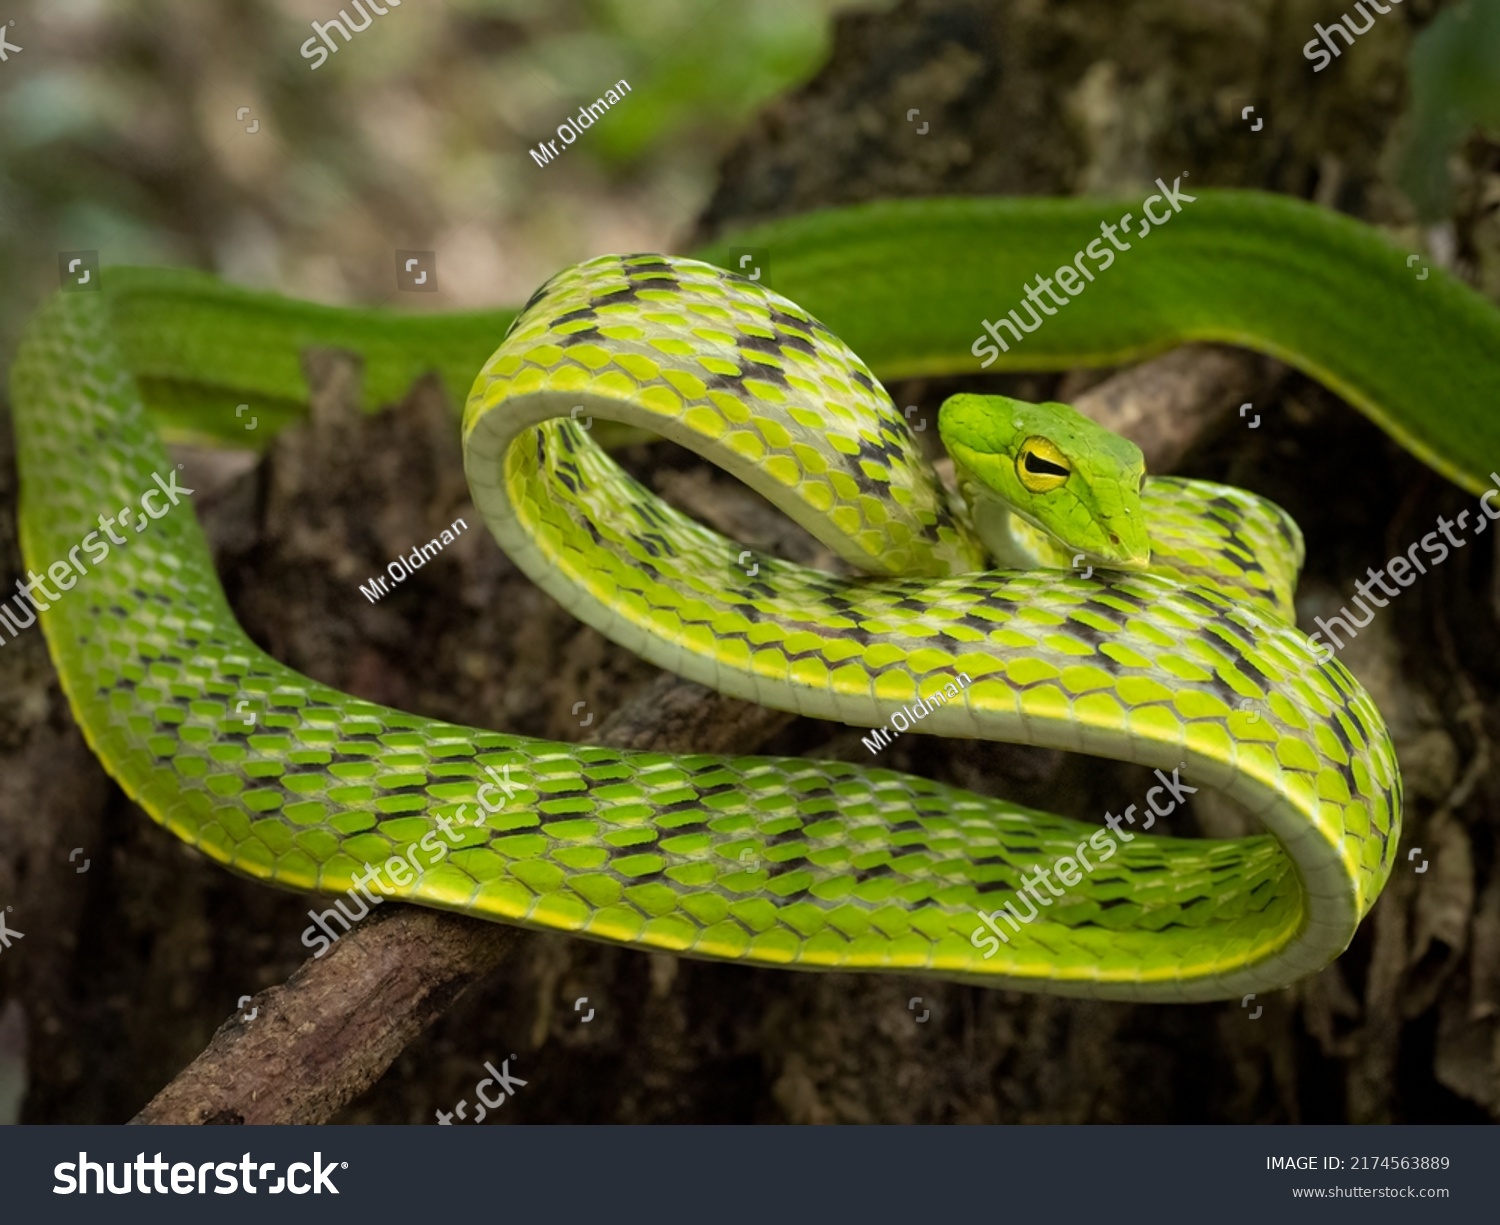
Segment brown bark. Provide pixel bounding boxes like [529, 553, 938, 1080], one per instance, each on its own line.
[131, 909, 520, 1125]
[126, 330, 1249, 1124]
[129, 673, 794, 1125]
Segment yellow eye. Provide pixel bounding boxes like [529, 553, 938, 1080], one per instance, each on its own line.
[1016, 437, 1071, 493]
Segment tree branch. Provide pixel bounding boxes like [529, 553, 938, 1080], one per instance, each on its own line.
[1070, 344, 1276, 473]
[130, 673, 793, 1124]
[130, 340, 1255, 1125]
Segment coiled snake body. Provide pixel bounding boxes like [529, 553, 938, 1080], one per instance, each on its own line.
[17, 192, 1496, 1002]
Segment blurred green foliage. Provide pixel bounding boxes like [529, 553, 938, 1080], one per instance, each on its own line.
[0, 0, 875, 373]
[490, 0, 853, 162]
[1397, 0, 1500, 220]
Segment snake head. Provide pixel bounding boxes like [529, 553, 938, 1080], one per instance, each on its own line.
[938, 393, 1151, 569]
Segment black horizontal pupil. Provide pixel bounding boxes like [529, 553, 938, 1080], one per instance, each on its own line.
[1023, 451, 1069, 477]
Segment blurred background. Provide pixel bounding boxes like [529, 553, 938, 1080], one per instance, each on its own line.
[0, 0, 874, 354]
[3, 0, 1500, 1126]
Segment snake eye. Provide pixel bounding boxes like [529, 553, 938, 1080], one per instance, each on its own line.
[1016, 437, 1071, 493]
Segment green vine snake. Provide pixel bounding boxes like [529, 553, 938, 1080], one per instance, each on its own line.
[12, 191, 1500, 1002]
